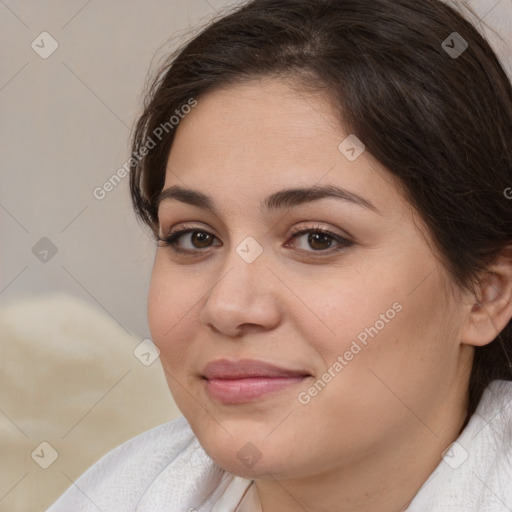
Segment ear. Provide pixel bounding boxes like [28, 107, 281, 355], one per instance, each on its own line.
[461, 245, 512, 347]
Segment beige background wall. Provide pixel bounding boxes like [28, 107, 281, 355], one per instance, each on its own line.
[0, 1, 510, 511]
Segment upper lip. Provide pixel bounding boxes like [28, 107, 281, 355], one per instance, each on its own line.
[202, 358, 311, 379]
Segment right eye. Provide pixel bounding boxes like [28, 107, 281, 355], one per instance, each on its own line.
[157, 227, 222, 254]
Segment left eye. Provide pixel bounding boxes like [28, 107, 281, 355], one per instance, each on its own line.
[156, 227, 352, 254]
[286, 228, 352, 253]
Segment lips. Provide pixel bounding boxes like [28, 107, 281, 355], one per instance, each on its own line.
[201, 358, 310, 379]
[201, 358, 311, 404]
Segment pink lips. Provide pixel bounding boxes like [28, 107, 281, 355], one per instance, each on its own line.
[202, 358, 310, 404]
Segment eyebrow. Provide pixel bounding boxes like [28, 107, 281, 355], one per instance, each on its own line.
[155, 184, 378, 214]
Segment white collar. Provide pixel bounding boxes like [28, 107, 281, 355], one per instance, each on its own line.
[211, 477, 261, 512]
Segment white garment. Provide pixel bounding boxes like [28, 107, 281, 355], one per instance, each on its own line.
[46, 380, 512, 511]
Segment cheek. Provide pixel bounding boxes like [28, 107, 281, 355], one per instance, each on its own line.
[147, 261, 169, 350]
[297, 261, 454, 402]
[286, 289, 453, 466]
[287, 267, 403, 360]
[147, 257, 204, 416]
[147, 255, 193, 366]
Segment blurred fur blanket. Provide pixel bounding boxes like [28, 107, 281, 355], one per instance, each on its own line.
[0, 292, 180, 512]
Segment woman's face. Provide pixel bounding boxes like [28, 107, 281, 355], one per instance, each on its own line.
[148, 76, 473, 479]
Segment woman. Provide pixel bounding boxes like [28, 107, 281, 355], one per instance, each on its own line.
[47, 0, 512, 510]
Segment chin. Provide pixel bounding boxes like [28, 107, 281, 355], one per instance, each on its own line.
[207, 448, 283, 480]
[196, 427, 299, 480]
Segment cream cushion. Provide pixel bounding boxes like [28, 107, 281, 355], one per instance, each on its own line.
[0, 292, 181, 512]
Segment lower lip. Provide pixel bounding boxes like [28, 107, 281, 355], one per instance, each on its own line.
[204, 376, 308, 404]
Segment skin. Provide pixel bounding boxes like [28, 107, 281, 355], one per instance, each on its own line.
[147, 76, 512, 512]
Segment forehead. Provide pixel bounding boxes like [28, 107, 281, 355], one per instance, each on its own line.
[162, 77, 407, 218]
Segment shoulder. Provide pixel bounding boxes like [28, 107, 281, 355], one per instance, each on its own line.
[408, 379, 512, 511]
[456, 380, 512, 510]
[46, 416, 228, 511]
[474, 380, 512, 458]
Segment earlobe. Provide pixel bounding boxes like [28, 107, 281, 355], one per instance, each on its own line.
[461, 247, 512, 348]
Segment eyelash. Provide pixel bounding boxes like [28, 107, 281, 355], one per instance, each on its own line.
[156, 224, 353, 257]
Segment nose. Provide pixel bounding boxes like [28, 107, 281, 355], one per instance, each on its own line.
[199, 248, 283, 337]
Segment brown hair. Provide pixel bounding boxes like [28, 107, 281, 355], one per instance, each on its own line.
[129, 0, 512, 424]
